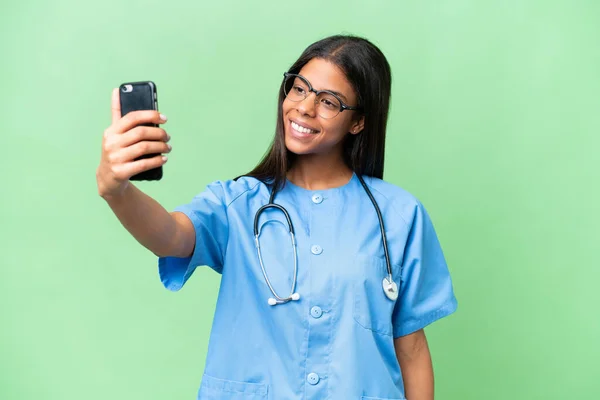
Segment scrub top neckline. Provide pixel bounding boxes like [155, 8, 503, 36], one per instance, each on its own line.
[284, 171, 358, 194]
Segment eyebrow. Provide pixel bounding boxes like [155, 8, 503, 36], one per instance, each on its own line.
[300, 75, 349, 102]
[327, 89, 348, 102]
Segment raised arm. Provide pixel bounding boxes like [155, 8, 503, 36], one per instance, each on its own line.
[96, 89, 194, 258]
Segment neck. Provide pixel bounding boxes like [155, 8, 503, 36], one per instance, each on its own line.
[287, 153, 353, 190]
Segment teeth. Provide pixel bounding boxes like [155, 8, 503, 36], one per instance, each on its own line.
[291, 121, 317, 134]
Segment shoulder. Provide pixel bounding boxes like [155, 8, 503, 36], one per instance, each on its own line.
[362, 175, 425, 227]
[204, 175, 265, 208]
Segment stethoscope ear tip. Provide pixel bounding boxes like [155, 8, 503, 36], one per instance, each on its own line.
[268, 293, 300, 306]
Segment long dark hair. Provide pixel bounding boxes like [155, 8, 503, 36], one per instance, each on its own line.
[242, 35, 392, 191]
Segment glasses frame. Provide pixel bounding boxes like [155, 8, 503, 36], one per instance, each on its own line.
[283, 72, 362, 119]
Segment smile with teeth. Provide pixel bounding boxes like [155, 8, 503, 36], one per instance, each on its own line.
[291, 121, 319, 134]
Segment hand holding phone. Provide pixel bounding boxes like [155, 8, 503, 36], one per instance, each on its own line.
[96, 83, 171, 199]
[119, 81, 164, 181]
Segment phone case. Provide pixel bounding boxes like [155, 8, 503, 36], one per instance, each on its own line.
[119, 81, 163, 181]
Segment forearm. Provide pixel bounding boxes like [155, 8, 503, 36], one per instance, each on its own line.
[102, 183, 183, 257]
[396, 329, 434, 400]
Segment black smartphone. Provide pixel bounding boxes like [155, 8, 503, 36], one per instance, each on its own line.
[119, 81, 163, 181]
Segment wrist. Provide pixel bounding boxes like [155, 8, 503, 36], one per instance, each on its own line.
[100, 181, 131, 204]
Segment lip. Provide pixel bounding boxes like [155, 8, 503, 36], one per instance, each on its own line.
[289, 118, 320, 133]
[288, 120, 319, 141]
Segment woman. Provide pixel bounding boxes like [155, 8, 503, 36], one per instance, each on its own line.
[97, 35, 457, 400]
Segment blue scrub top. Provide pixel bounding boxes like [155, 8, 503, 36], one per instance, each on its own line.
[158, 173, 457, 400]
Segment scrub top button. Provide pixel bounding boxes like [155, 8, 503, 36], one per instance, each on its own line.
[311, 245, 323, 255]
[307, 372, 320, 385]
[310, 306, 323, 319]
[311, 193, 323, 204]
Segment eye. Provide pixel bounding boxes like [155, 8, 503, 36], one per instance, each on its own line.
[320, 96, 339, 110]
[293, 85, 306, 95]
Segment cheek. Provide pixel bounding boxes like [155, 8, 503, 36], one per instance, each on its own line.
[282, 99, 293, 115]
[323, 117, 352, 136]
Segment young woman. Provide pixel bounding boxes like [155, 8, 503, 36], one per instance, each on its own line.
[97, 35, 457, 400]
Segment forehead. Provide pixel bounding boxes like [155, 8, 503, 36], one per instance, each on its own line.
[297, 58, 356, 101]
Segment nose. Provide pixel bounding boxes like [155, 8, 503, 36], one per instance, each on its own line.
[296, 92, 318, 117]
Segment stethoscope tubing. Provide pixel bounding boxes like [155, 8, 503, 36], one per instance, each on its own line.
[253, 174, 396, 305]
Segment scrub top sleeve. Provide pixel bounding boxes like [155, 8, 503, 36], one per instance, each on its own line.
[392, 201, 458, 338]
[158, 182, 229, 291]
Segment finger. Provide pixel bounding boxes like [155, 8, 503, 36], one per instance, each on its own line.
[115, 154, 168, 180]
[119, 126, 170, 148]
[111, 88, 121, 124]
[112, 110, 167, 134]
[112, 140, 172, 164]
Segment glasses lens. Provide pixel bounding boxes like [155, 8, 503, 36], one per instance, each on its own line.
[316, 93, 341, 119]
[284, 75, 309, 102]
[282, 74, 343, 119]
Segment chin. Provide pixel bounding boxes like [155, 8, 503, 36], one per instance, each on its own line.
[284, 134, 312, 155]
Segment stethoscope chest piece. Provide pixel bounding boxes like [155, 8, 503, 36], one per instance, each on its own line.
[383, 277, 398, 301]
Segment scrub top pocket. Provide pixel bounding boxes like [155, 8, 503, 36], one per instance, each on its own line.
[198, 373, 268, 400]
[353, 254, 398, 336]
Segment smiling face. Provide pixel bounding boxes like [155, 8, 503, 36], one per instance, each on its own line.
[282, 58, 364, 158]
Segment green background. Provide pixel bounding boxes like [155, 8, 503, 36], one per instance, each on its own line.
[1, 0, 598, 399]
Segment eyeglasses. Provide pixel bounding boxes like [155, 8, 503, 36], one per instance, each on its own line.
[282, 72, 361, 119]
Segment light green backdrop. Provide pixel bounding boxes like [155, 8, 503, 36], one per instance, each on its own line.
[1, 1, 599, 399]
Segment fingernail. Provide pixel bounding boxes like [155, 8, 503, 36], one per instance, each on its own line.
[160, 114, 168, 121]
[162, 156, 168, 163]
[167, 144, 172, 150]
[166, 134, 171, 141]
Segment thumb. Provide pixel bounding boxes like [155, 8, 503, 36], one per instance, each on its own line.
[111, 88, 121, 124]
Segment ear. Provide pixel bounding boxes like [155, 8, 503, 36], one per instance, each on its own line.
[349, 115, 365, 135]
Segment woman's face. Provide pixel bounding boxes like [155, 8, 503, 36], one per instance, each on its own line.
[282, 58, 364, 157]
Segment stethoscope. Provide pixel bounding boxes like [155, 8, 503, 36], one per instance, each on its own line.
[253, 174, 399, 306]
